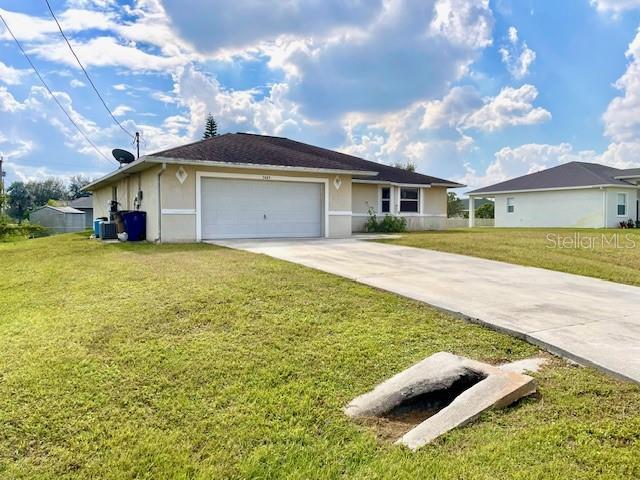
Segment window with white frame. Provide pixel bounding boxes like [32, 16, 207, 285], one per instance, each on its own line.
[617, 192, 628, 216]
[400, 188, 419, 213]
[381, 187, 390, 213]
[506, 197, 515, 213]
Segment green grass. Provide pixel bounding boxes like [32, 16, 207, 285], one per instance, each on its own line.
[381, 228, 640, 286]
[0, 234, 639, 479]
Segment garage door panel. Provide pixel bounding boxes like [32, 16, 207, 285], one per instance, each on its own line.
[201, 177, 323, 239]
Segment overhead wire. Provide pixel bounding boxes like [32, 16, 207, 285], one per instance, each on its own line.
[0, 12, 119, 166]
[43, 0, 135, 141]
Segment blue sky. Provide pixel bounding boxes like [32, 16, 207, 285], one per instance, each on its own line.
[2, 0, 640, 193]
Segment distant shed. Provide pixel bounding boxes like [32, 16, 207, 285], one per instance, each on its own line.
[30, 206, 87, 234]
[68, 196, 94, 228]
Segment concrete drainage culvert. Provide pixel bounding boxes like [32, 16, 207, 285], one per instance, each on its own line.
[344, 352, 547, 450]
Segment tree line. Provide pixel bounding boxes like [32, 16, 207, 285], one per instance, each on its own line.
[1, 175, 92, 221]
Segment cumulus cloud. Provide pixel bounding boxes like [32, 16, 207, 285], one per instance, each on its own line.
[499, 26, 536, 79]
[603, 29, 640, 142]
[462, 84, 550, 131]
[69, 79, 85, 88]
[159, 0, 384, 53]
[0, 61, 29, 85]
[281, 0, 493, 119]
[0, 86, 26, 112]
[157, 0, 493, 120]
[419, 84, 550, 132]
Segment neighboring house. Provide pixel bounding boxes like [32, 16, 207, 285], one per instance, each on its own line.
[461, 198, 493, 217]
[68, 196, 93, 228]
[84, 133, 463, 242]
[30, 205, 86, 233]
[468, 162, 640, 228]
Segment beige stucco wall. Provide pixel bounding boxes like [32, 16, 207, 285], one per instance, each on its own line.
[92, 186, 111, 219]
[352, 183, 378, 214]
[92, 162, 455, 240]
[158, 164, 352, 241]
[351, 183, 449, 232]
[92, 168, 159, 240]
[423, 187, 447, 216]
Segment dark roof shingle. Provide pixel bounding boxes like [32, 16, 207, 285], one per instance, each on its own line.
[150, 133, 463, 186]
[469, 161, 638, 195]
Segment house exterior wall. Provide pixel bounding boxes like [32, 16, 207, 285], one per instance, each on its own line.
[351, 183, 450, 232]
[92, 186, 111, 219]
[92, 164, 457, 241]
[422, 187, 447, 216]
[604, 187, 638, 227]
[493, 189, 606, 228]
[159, 164, 353, 241]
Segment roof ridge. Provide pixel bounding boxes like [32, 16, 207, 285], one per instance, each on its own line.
[241, 134, 368, 171]
[151, 132, 232, 157]
[572, 161, 621, 183]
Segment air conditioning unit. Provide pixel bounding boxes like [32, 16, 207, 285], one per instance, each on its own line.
[100, 222, 118, 240]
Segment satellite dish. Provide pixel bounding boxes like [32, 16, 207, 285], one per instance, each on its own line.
[112, 148, 135, 164]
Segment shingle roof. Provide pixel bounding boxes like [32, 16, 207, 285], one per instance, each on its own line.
[68, 196, 93, 209]
[150, 133, 463, 187]
[469, 162, 639, 195]
[616, 168, 640, 178]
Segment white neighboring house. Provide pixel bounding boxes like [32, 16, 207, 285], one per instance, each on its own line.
[467, 162, 640, 228]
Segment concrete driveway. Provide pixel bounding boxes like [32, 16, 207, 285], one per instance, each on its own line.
[211, 238, 640, 383]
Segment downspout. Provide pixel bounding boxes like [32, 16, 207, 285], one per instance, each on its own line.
[156, 162, 167, 243]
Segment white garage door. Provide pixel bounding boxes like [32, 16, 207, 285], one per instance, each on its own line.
[201, 177, 324, 239]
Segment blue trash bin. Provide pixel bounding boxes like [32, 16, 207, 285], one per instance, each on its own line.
[94, 217, 107, 238]
[121, 211, 146, 241]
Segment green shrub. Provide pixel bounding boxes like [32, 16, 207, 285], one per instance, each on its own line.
[365, 207, 407, 233]
[0, 220, 48, 241]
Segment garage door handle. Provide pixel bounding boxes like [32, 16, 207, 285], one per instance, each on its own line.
[263, 214, 267, 219]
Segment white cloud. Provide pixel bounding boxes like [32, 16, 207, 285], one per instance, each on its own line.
[112, 105, 134, 117]
[418, 84, 550, 133]
[591, 0, 640, 14]
[462, 85, 550, 132]
[429, 0, 493, 49]
[28, 36, 187, 73]
[159, 0, 384, 53]
[603, 29, 640, 142]
[0, 136, 34, 161]
[70, 79, 86, 88]
[158, 0, 493, 120]
[0, 61, 29, 85]
[113, 83, 127, 91]
[499, 26, 536, 79]
[281, 0, 493, 119]
[421, 86, 483, 129]
[0, 87, 26, 112]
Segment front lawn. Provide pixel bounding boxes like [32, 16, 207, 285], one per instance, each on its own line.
[381, 228, 640, 286]
[1, 234, 639, 479]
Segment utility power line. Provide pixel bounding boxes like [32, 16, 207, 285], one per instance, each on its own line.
[0, 13, 118, 166]
[44, 0, 136, 141]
